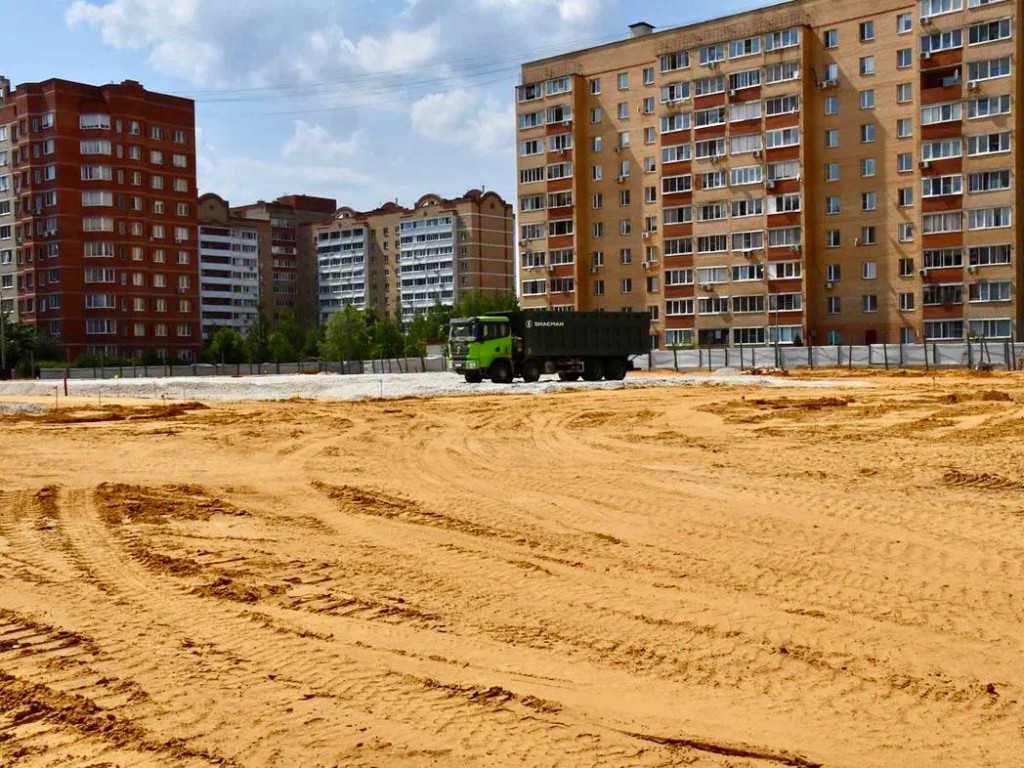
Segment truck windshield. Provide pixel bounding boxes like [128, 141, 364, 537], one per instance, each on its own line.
[449, 320, 478, 342]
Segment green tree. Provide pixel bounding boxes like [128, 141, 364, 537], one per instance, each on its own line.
[209, 327, 247, 364]
[321, 305, 372, 362]
[371, 311, 405, 359]
[267, 331, 295, 362]
[245, 314, 271, 364]
[2, 321, 65, 375]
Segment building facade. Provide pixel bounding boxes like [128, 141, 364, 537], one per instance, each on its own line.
[0, 77, 200, 360]
[516, 0, 1023, 347]
[313, 189, 514, 325]
[231, 194, 336, 329]
[197, 193, 261, 340]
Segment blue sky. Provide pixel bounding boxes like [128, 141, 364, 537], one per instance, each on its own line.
[9, 0, 775, 211]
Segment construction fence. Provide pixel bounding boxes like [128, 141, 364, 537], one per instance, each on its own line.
[21, 341, 1024, 380]
[640, 340, 1024, 372]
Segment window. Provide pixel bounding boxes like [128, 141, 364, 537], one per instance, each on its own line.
[967, 132, 1010, 156]
[969, 244, 1011, 267]
[897, 118, 912, 138]
[660, 52, 689, 72]
[643, 67, 655, 85]
[923, 248, 964, 269]
[922, 174, 963, 197]
[862, 192, 877, 211]
[824, 29, 838, 48]
[620, 277, 632, 294]
[969, 319, 1011, 339]
[922, 284, 963, 305]
[897, 13, 912, 33]
[861, 158, 876, 177]
[617, 102, 629, 120]
[731, 198, 763, 217]
[825, 163, 839, 181]
[924, 321, 964, 340]
[80, 139, 111, 155]
[764, 28, 799, 50]
[827, 297, 841, 314]
[589, 78, 601, 95]
[922, 29, 963, 54]
[730, 166, 762, 186]
[150, 126, 164, 140]
[899, 222, 915, 242]
[921, 102, 962, 125]
[729, 101, 762, 122]
[862, 295, 878, 313]
[897, 153, 913, 173]
[897, 83, 913, 103]
[730, 36, 761, 58]
[765, 96, 799, 116]
[967, 57, 1011, 82]
[859, 21, 874, 42]
[967, 206, 1011, 229]
[969, 281, 1011, 303]
[729, 68, 761, 91]
[898, 187, 914, 206]
[968, 94, 1011, 119]
[859, 56, 875, 76]
[589, 108, 602, 124]
[765, 128, 799, 149]
[699, 44, 724, 64]
[862, 261, 877, 280]
[824, 95, 838, 115]
[900, 292, 915, 311]
[764, 61, 800, 83]
[860, 90, 875, 109]
[860, 124, 876, 143]
[826, 196, 840, 215]
[968, 169, 1010, 193]
[79, 113, 110, 130]
[150, 150, 163, 165]
[860, 226, 877, 245]
[922, 211, 963, 234]
[968, 19, 1012, 45]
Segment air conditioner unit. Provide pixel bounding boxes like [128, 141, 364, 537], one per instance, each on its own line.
[547, 264, 556, 272]
[919, 160, 931, 169]
[920, 15, 931, 24]
[920, 50, 931, 59]
[967, 265, 979, 273]
[613, 145, 622, 153]
[918, 267, 928, 277]
[728, 88, 737, 97]
[966, 81, 979, 91]
[589, 266, 599, 274]
[752, 149, 762, 158]
[790, 245, 801, 253]
[616, 175, 627, 183]
[641, 232, 651, 240]
[825, 281, 834, 290]
[700, 282, 714, 290]
[765, 180, 775, 189]
[519, 239, 528, 247]
[817, 81, 829, 90]
[641, 261, 651, 269]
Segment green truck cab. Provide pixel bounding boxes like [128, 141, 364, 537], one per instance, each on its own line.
[449, 316, 514, 383]
[449, 310, 650, 385]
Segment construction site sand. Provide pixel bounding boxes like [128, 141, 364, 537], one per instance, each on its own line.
[0, 369, 1022, 766]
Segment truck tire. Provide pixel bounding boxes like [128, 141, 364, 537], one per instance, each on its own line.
[604, 358, 627, 381]
[490, 359, 513, 384]
[557, 371, 580, 382]
[464, 371, 483, 384]
[582, 358, 604, 381]
[522, 360, 542, 383]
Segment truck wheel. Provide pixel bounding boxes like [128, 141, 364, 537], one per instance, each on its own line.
[582, 359, 604, 381]
[557, 371, 580, 382]
[522, 360, 541, 383]
[490, 359, 513, 384]
[604, 358, 627, 381]
[464, 371, 482, 384]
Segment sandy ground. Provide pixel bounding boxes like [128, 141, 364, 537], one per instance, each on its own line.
[1, 370, 1022, 767]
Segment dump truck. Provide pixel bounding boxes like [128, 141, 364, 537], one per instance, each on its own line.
[448, 310, 650, 383]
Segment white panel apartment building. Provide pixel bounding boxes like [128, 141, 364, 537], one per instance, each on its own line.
[197, 193, 261, 339]
[316, 220, 367, 325]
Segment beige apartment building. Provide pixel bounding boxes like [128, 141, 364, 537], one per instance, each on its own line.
[516, 0, 1022, 347]
[312, 189, 514, 325]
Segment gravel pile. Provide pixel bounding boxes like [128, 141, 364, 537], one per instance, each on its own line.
[0, 402, 46, 414]
[0, 371, 867, 403]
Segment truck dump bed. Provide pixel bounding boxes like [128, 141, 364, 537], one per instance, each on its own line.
[491, 311, 650, 358]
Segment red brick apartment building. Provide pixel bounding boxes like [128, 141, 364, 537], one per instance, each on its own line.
[516, 0, 1022, 347]
[0, 77, 200, 361]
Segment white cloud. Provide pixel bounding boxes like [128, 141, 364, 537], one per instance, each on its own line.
[283, 121, 361, 161]
[410, 89, 514, 154]
[346, 25, 441, 74]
